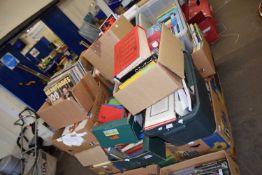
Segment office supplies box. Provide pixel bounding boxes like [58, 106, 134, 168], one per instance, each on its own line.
[90, 161, 120, 175]
[52, 118, 99, 155]
[144, 51, 216, 146]
[74, 146, 109, 167]
[192, 37, 215, 78]
[37, 74, 109, 130]
[92, 115, 142, 148]
[115, 165, 159, 175]
[112, 136, 166, 171]
[82, 16, 133, 81]
[114, 25, 185, 115]
[160, 150, 240, 175]
[166, 82, 234, 161]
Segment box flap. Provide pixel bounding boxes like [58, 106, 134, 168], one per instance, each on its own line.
[82, 16, 133, 80]
[114, 65, 182, 114]
[74, 146, 109, 166]
[37, 100, 87, 130]
[110, 15, 134, 39]
[158, 25, 184, 79]
[82, 32, 117, 80]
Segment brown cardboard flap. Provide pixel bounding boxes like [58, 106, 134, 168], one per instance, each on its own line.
[192, 38, 215, 78]
[37, 100, 87, 130]
[158, 25, 184, 79]
[110, 15, 134, 39]
[74, 146, 109, 166]
[114, 64, 182, 114]
[82, 16, 133, 80]
[72, 74, 100, 112]
[160, 151, 239, 175]
[83, 32, 117, 80]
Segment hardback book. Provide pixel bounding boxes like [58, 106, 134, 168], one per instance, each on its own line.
[97, 104, 126, 123]
[114, 26, 151, 80]
[144, 93, 176, 130]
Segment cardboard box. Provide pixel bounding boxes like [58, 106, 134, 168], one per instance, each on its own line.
[90, 162, 120, 175]
[52, 119, 99, 155]
[114, 25, 184, 115]
[37, 74, 109, 129]
[115, 165, 159, 175]
[74, 146, 109, 167]
[166, 78, 234, 161]
[192, 38, 215, 78]
[82, 16, 133, 81]
[160, 150, 240, 175]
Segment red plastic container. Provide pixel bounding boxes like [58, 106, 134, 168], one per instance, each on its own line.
[182, 0, 219, 43]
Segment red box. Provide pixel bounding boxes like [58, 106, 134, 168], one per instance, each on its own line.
[182, 0, 219, 43]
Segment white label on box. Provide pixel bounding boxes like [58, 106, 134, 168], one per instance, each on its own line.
[144, 155, 152, 159]
[188, 141, 195, 145]
[166, 123, 173, 129]
[103, 129, 119, 136]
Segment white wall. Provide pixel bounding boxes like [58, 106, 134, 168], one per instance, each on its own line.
[58, 0, 96, 28]
[0, 85, 27, 158]
[0, 0, 53, 39]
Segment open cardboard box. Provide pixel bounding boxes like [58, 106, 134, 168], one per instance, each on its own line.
[74, 146, 109, 167]
[113, 25, 184, 115]
[167, 78, 234, 160]
[82, 16, 133, 81]
[115, 165, 159, 175]
[160, 150, 240, 175]
[37, 73, 109, 130]
[192, 38, 215, 78]
[52, 119, 99, 155]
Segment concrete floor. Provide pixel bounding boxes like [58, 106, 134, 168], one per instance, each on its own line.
[55, 1, 262, 174]
[210, 0, 262, 174]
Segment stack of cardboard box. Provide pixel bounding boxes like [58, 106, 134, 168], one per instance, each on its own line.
[36, 1, 240, 174]
[37, 73, 109, 158]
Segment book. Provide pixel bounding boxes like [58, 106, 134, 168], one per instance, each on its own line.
[97, 104, 127, 123]
[115, 53, 158, 83]
[44, 61, 88, 104]
[114, 26, 151, 80]
[120, 140, 143, 152]
[118, 61, 156, 90]
[144, 93, 176, 130]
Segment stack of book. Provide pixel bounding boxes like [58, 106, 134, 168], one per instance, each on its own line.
[114, 26, 152, 84]
[189, 23, 204, 51]
[44, 60, 88, 104]
[106, 140, 144, 160]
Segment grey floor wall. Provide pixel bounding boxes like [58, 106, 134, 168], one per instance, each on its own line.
[210, 0, 262, 174]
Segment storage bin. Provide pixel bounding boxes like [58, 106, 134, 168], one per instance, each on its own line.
[138, 0, 193, 52]
[112, 136, 166, 171]
[92, 115, 143, 148]
[144, 51, 216, 146]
